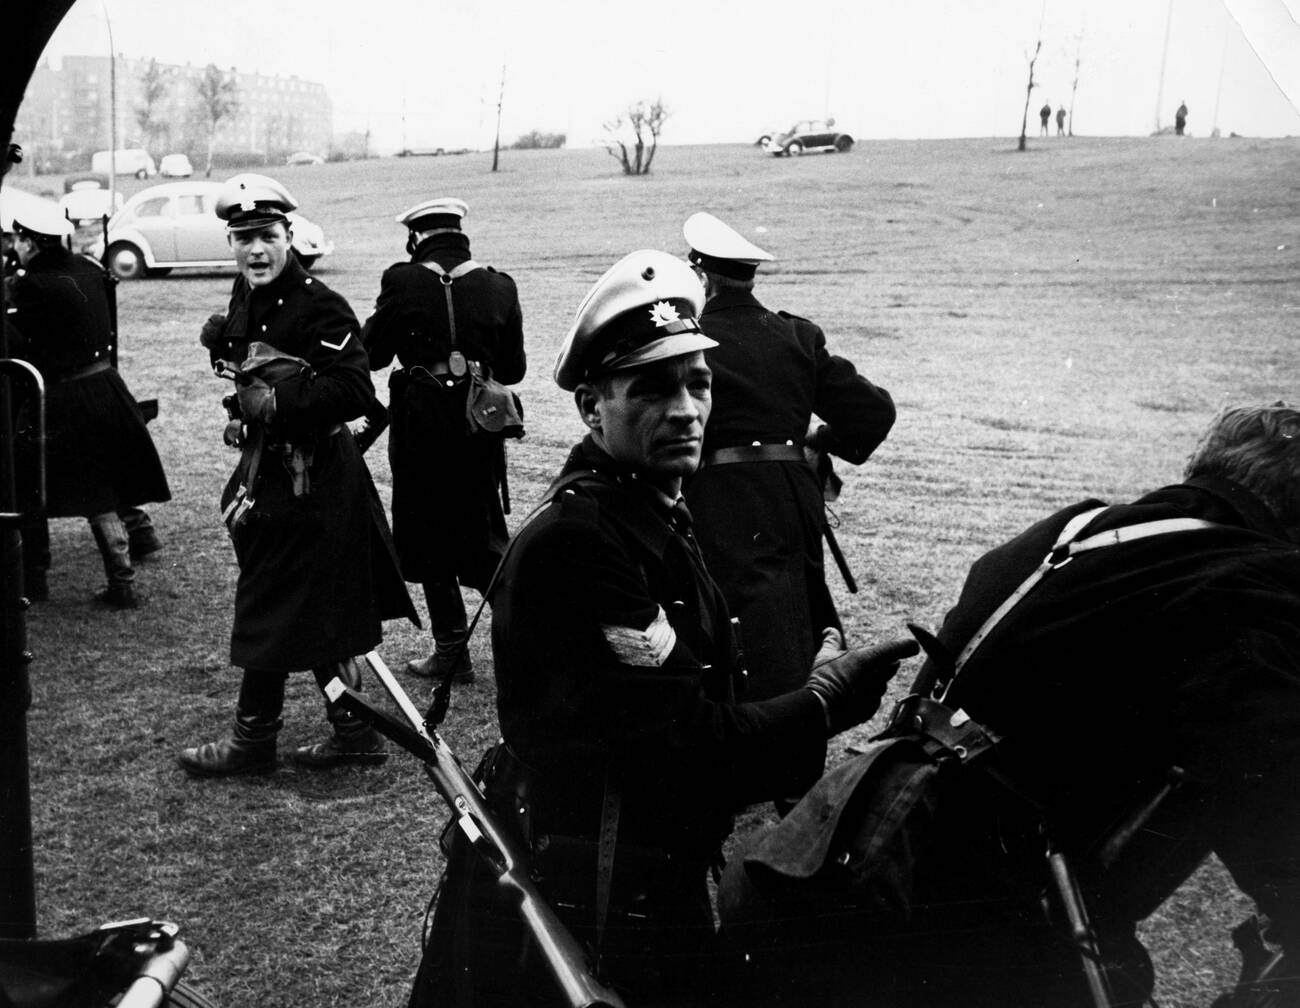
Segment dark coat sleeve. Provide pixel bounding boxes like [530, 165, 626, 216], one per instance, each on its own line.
[360, 264, 410, 370]
[787, 313, 896, 464]
[488, 269, 526, 385]
[273, 287, 374, 437]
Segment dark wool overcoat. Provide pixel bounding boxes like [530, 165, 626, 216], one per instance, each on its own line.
[362, 232, 525, 590]
[10, 245, 170, 517]
[208, 257, 416, 671]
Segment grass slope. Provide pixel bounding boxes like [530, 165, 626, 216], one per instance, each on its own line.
[16, 136, 1299, 1006]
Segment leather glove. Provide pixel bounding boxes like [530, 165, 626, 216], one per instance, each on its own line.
[236, 377, 276, 425]
[805, 637, 919, 735]
[199, 313, 227, 349]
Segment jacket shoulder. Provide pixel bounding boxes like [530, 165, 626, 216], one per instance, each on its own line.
[776, 309, 819, 330]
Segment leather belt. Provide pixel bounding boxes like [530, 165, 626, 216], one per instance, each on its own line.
[58, 361, 111, 383]
[703, 443, 805, 466]
[408, 362, 451, 378]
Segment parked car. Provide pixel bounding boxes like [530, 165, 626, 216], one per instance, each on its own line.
[91, 148, 157, 179]
[158, 154, 193, 178]
[63, 172, 111, 194]
[285, 151, 324, 166]
[764, 120, 854, 156]
[89, 180, 334, 279]
[59, 187, 122, 223]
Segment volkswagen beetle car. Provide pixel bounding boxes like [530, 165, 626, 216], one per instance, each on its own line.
[764, 119, 854, 156]
[90, 180, 334, 279]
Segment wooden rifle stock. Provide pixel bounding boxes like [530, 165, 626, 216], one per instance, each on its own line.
[326, 654, 625, 1008]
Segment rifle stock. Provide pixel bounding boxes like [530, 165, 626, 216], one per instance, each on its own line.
[326, 653, 625, 1008]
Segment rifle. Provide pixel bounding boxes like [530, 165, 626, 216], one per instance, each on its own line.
[811, 448, 858, 593]
[325, 653, 626, 1008]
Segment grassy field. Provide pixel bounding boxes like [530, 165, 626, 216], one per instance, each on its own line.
[12, 136, 1299, 1006]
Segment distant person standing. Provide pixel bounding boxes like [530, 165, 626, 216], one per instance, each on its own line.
[6, 200, 170, 609]
[1039, 103, 1052, 136]
[1175, 101, 1189, 136]
[362, 198, 526, 685]
[681, 212, 896, 793]
[1056, 105, 1066, 135]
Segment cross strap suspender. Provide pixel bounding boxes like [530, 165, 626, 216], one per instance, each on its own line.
[939, 506, 1223, 700]
[421, 259, 481, 355]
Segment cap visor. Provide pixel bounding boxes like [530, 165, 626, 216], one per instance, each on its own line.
[604, 332, 719, 374]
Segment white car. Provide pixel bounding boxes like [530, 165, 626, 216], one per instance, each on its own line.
[90, 180, 334, 279]
[159, 154, 193, 178]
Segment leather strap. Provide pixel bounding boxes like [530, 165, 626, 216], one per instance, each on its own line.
[703, 443, 805, 466]
[58, 360, 111, 383]
[939, 507, 1221, 700]
[421, 259, 481, 355]
[594, 760, 622, 971]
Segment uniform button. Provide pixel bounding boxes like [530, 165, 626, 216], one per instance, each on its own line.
[751, 440, 761, 446]
[277, 299, 284, 307]
[305, 278, 313, 285]
[261, 324, 267, 332]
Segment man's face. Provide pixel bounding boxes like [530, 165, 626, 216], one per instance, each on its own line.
[581, 351, 712, 491]
[12, 233, 36, 266]
[229, 221, 292, 288]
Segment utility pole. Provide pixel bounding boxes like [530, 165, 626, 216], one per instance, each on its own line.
[1154, 0, 1173, 132]
[1211, 25, 1230, 136]
[103, 0, 117, 202]
[491, 63, 506, 173]
[1068, 28, 1083, 136]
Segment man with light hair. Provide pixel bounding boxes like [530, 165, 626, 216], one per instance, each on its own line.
[722, 402, 1300, 1007]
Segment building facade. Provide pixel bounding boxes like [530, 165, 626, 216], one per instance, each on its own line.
[13, 55, 333, 171]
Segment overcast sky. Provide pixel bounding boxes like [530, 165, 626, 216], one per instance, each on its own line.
[32, 0, 1300, 152]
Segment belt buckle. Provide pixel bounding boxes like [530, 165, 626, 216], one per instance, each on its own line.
[448, 350, 468, 378]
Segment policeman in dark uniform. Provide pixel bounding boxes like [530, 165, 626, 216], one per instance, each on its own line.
[6, 199, 170, 609]
[406, 249, 915, 1008]
[723, 403, 1300, 1006]
[178, 174, 417, 777]
[362, 197, 526, 685]
[681, 212, 896, 792]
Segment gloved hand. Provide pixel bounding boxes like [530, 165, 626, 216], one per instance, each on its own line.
[236, 377, 276, 425]
[199, 313, 227, 349]
[804, 637, 920, 735]
[811, 626, 846, 669]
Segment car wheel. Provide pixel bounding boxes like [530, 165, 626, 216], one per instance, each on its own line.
[786, 141, 804, 157]
[294, 251, 319, 271]
[104, 242, 146, 280]
[135, 168, 148, 180]
[757, 134, 771, 146]
[835, 136, 854, 153]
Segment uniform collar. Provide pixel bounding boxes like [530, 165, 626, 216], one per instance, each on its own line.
[558, 436, 683, 540]
[412, 231, 472, 265]
[1180, 474, 1292, 541]
[701, 288, 764, 315]
[245, 254, 309, 313]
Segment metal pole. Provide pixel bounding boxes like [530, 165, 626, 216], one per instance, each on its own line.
[103, 0, 117, 203]
[1154, 0, 1173, 132]
[1211, 25, 1230, 136]
[0, 156, 37, 938]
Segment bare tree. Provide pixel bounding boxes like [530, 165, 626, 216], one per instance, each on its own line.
[602, 98, 668, 176]
[491, 64, 506, 173]
[1068, 29, 1084, 136]
[134, 58, 172, 154]
[194, 63, 239, 178]
[1017, 39, 1042, 152]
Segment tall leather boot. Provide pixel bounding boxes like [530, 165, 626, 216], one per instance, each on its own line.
[120, 507, 161, 561]
[89, 511, 137, 609]
[405, 580, 473, 683]
[177, 669, 284, 777]
[292, 658, 388, 768]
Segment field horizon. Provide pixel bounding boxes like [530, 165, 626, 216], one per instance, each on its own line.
[12, 134, 1299, 1006]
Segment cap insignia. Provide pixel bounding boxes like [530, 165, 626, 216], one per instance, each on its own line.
[648, 301, 681, 328]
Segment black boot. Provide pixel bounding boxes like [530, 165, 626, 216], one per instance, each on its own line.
[23, 568, 48, 604]
[177, 707, 281, 777]
[121, 507, 161, 561]
[90, 512, 138, 609]
[21, 515, 50, 602]
[292, 659, 388, 769]
[406, 580, 474, 683]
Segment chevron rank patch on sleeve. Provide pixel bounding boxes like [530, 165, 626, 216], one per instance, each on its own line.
[601, 605, 677, 667]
